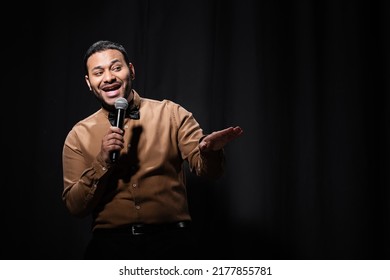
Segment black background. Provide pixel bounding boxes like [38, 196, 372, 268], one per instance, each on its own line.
[2, 0, 389, 259]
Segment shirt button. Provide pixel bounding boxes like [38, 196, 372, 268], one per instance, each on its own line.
[102, 167, 107, 171]
[132, 183, 137, 188]
[135, 205, 140, 210]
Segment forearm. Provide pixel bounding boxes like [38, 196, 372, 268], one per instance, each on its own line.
[62, 151, 111, 217]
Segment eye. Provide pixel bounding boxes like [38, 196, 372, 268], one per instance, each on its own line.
[113, 66, 122, 72]
[93, 70, 103, 76]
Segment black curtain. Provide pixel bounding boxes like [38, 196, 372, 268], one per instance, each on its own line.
[3, 0, 389, 260]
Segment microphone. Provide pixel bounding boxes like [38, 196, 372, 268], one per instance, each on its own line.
[110, 97, 129, 162]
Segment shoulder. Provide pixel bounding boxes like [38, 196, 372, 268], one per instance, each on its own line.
[140, 97, 178, 107]
[75, 109, 105, 126]
[140, 97, 191, 114]
[67, 109, 106, 136]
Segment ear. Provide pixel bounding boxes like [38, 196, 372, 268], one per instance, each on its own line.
[85, 75, 92, 91]
[129, 63, 135, 80]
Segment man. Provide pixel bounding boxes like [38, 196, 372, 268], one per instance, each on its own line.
[62, 40, 243, 259]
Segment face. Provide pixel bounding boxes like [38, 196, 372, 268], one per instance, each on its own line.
[85, 49, 135, 108]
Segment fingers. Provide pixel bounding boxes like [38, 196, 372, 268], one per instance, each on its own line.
[101, 127, 125, 162]
[199, 141, 208, 152]
[106, 128, 125, 150]
[214, 126, 244, 142]
[232, 126, 243, 135]
[106, 137, 125, 149]
[199, 125, 243, 152]
[229, 126, 244, 139]
[110, 126, 124, 135]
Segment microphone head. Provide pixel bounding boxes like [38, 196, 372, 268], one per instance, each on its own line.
[114, 97, 129, 110]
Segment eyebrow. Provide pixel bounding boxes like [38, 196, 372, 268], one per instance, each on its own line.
[90, 58, 122, 72]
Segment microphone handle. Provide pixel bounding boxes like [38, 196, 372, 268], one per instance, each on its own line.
[110, 108, 126, 162]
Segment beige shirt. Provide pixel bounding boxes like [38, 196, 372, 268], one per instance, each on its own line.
[62, 91, 225, 230]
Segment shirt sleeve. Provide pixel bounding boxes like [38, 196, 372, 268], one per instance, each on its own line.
[62, 129, 112, 217]
[173, 103, 226, 179]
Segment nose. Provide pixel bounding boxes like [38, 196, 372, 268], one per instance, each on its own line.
[103, 70, 116, 82]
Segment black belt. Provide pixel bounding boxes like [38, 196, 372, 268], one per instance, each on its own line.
[94, 221, 191, 236]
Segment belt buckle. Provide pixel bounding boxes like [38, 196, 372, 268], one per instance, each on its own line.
[131, 224, 144, 236]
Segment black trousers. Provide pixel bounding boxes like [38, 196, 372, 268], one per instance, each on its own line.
[84, 224, 198, 260]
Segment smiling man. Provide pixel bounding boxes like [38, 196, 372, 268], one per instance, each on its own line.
[62, 40, 243, 260]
